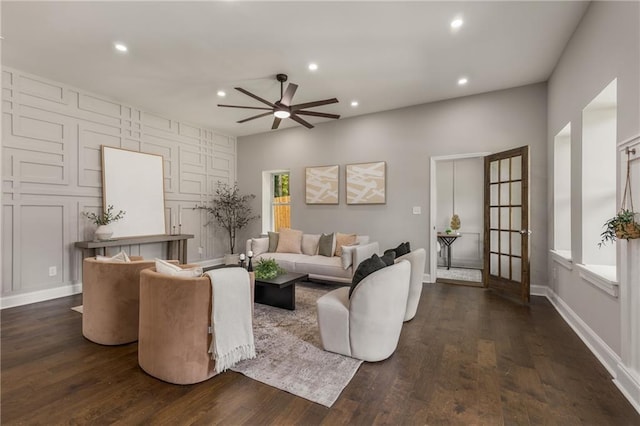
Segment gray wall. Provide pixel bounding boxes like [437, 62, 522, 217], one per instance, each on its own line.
[1, 67, 237, 306]
[238, 83, 548, 285]
[547, 1, 639, 364]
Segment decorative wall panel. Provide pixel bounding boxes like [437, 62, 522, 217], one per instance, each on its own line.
[1, 67, 237, 298]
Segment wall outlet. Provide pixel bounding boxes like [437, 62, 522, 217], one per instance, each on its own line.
[198, 247, 203, 255]
[48, 266, 57, 277]
[412, 206, 422, 215]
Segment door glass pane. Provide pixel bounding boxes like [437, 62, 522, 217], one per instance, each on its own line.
[491, 230, 499, 251]
[511, 207, 522, 231]
[500, 231, 510, 255]
[490, 207, 499, 228]
[511, 232, 522, 256]
[511, 156, 522, 180]
[490, 161, 499, 183]
[500, 183, 510, 205]
[500, 255, 510, 279]
[490, 253, 499, 275]
[490, 184, 499, 205]
[500, 207, 510, 230]
[511, 182, 521, 205]
[500, 159, 510, 181]
[512, 258, 522, 283]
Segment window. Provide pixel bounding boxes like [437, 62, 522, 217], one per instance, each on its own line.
[261, 170, 290, 232]
[553, 123, 571, 259]
[581, 79, 617, 279]
[271, 172, 290, 231]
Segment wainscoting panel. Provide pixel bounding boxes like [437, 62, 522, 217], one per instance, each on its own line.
[1, 67, 237, 303]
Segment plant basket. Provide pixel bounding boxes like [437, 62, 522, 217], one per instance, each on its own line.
[615, 221, 640, 240]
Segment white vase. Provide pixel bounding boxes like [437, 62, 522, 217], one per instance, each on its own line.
[224, 253, 240, 265]
[95, 224, 113, 241]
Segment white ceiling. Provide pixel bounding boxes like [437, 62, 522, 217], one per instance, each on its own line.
[1, 1, 589, 137]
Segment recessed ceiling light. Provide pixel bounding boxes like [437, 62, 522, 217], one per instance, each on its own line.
[274, 110, 291, 119]
[451, 18, 464, 29]
[217, 90, 226, 97]
[351, 101, 359, 107]
[308, 63, 318, 71]
[458, 77, 468, 86]
[114, 43, 128, 52]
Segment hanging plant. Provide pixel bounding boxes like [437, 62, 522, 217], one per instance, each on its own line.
[599, 148, 640, 247]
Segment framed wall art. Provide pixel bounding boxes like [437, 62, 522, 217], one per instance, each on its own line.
[305, 165, 339, 204]
[346, 161, 386, 204]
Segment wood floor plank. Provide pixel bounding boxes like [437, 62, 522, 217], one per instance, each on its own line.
[2, 285, 638, 424]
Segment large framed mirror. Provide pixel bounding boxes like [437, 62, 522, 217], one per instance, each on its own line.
[102, 146, 166, 238]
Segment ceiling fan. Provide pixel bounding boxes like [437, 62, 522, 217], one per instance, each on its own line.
[218, 74, 340, 130]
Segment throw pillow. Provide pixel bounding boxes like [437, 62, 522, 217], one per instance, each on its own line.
[340, 243, 360, 269]
[301, 234, 321, 256]
[155, 259, 203, 277]
[356, 235, 370, 245]
[251, 237, 269, 257]
[334, 233, 357, 256]
[276, 228, 303, 254]
[385, 242, 410, 258]
[380, 250, 396, 266]
[96, 250, 131, 263]
[268, 232, 279, 253]
[317, 233, 335, 257]
[349, 254, 387, 298]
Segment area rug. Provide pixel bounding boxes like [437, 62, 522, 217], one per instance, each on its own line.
[71, 305, 83, 313]
[231, 281, 362, 407]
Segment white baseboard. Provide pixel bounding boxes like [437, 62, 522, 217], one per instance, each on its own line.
[538, 285, 640, 414]
[423, 273, 433, 283]
[1, 283, 83, 310]
[614, 363, 640, 414]
[530, 284, 548, 296]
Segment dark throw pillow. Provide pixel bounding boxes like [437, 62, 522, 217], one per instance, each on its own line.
[385, 242, 411, 258]
[268, 232, 279, 253]
[318, 233, 335, 257]
[380, 250, 396, 266]
[349, 254, 386, 298]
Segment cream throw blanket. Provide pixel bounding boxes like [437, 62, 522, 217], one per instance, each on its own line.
[205, 268, 256, 373]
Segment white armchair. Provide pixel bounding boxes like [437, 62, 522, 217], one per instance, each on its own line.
[316, 260, 411, 362]
[395, 248, 426, 322]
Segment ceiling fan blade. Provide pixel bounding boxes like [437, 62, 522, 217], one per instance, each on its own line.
[290, 114, 314, 129]
[291, 98, 338, 112]
[280, 83, 298, 106]
[235, 87, 276, 108]
[237, 112, 273, 123]
[296, 110, 341, 119]
[272, 117, 282, 129]
[218, 104, 273, 111]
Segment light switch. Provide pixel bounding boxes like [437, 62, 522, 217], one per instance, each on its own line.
[412, 206, 421, 215]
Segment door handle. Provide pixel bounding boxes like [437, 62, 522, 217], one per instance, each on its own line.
[520, 229, 532, 235]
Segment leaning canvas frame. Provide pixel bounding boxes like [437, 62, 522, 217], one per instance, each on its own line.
[305, 165, 339, 204]
[102, 146, 166, 238]
[346, 161, 386, 205]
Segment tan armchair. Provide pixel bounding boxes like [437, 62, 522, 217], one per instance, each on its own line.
[138, 267, 255, 385]
[81, 256, 175, 345]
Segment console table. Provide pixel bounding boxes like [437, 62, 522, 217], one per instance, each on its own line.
[437, 233, 461, 270]
[75, 234, 194, 264]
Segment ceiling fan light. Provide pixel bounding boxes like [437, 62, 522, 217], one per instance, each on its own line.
[274, 110, 291, 119]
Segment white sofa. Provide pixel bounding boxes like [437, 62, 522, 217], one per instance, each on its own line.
[395, 248, 426, 322]
[246, 235, 379, 284]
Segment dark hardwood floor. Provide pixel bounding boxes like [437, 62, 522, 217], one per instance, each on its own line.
[2, 283, 639, 425]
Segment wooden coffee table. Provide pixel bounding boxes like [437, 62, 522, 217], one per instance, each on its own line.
[254, 272, 308, 310]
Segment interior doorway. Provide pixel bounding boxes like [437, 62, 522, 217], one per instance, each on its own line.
[429, 152, 490, 285]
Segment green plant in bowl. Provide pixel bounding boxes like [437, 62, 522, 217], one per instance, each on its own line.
[254, 258, 285, 280]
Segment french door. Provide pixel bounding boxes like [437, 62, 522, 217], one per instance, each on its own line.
[483, 146, 530, 303]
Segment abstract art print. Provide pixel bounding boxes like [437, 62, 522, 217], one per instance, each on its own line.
[305, 165, 339, 204]
[346, 161, 386, 204]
